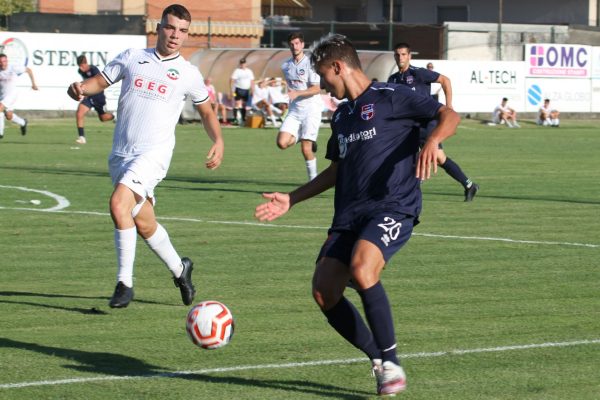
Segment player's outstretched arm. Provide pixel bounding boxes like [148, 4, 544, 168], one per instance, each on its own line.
[255, 192, 291, 222]
[437, 74, 453, 109]
[25, 68, 38, 90]
[417, 106, 460, 180]
[197, 101, 224, 170]
[255, 162, 337, 222]
[67, 74, 109, 101]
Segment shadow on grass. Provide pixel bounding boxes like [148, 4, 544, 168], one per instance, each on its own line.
[0, 337, 164, 376]
[0, 337, 373, 398]
[421, 189, 600, 206]
[0, 290, 172, 313]
[178, 373, 372, 399]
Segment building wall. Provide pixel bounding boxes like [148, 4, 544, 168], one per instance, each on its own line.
[39, 0, 73, 13]
[401, 0, 589, 25]
[37, 0, 264, 57]
[312, 0, 591, 25]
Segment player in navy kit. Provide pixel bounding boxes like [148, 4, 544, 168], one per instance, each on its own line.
[388, 43, 479, 202]
[74, 55, 114, 144]
[255, 34, 460, 396]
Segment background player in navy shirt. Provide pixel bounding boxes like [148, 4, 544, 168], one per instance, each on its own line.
[388, 42, 479, 201]
[255, 34, 460, 396]
[74, 55, 114, 144]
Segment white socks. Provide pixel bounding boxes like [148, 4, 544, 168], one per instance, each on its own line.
[306, 158, 317, 180]
[115, 224, 183, 287]
[11, 114, 25, 126]
[144, 223, 183, 278]
[0, 113, 4, 137]
[115, 227, 137, 287]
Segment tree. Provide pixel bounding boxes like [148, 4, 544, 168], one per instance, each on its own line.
[0, 0, 35, 16]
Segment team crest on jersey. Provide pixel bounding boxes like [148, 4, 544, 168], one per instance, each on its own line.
[361, 104, 374, 120]
[298, 68, 305, 76]
[166, 68, 180, 80]
[406, 76, 414, 85]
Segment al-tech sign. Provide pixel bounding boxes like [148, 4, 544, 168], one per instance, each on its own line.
[525, 44, 591, 78]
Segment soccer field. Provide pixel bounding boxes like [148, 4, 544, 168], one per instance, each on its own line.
[0, 117, 599, 399]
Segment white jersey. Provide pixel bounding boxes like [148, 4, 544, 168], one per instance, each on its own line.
[252, 84, 270, 104]
[0, 64, 26, 101]
[101, 48, 209, 157]
[230, 67, 254, 90]
[281, 54, 322, 110]
[268, 84, 289, 104]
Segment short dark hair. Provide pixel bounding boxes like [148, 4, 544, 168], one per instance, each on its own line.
[162, 4, 191, 23]
[544, 98, 550, 102]
[310, 34, 362, 70]
[287, 32, 304, 44]
[0, 53, 6, 59]
[502, 97, 508, 102]
[76, 55, 87, 65]
[393, 42, 411, 52]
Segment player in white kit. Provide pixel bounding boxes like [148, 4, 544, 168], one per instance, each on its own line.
[277, 32, 323, 181]
[0, 53, 38, 138]
[67, 4, 224, 308]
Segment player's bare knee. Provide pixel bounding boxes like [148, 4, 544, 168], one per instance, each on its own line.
[5, 110, 13, 120]
[276, 137, 290, 149]
[134, 219, 156, 239]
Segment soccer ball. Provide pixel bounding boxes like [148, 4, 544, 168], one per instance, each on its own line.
[186, 301, 234, 349]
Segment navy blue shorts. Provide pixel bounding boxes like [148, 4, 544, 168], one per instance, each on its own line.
[317, 212, 416, 266]
[81, 93, 108, 115]
[234, 88, 250, 102]
[419, 119, 443, 149]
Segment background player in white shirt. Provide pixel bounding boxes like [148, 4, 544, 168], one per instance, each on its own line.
[67, 4, 224, 309]
[0, 53, 38, 139]
[267, 77, 289, 117]
[492, 97, 520, 127]
[277, 32, 323, 181]
[251, 78, 279, 126]
[538, 98, 560, 127]
[230, 58, 255, 125]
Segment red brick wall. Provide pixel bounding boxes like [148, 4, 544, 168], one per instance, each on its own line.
[39, 0, 74, 13]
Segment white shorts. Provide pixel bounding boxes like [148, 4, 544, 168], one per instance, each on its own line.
[280, 105, 321, 142]
[0, 92, 18, 111]
[108, 150, 172, 204]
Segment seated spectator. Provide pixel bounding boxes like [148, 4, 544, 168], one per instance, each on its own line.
[492, 97, 520, 128]
[204, 77, 229, 125]
[537, 98, 560, 127]
[267, 77, 289, 118]
[251, 79, 279, 127]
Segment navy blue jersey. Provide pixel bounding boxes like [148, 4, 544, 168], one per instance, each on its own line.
[325, 82, 441, 229]
[388, 66, 439, 98]
[78, 65, 101, 80]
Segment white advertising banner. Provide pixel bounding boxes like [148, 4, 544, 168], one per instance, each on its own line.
[524, 78, 591, 112]
[412, 60, 526, 113]
[0, 32, 146, 111]
[591, 47, 600, 112]
[524, 43, 592, 78]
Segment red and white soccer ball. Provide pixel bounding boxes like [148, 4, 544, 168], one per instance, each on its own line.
[186, 301, 234, 350]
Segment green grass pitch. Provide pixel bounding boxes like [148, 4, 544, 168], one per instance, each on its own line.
[0, 117, 599, 399]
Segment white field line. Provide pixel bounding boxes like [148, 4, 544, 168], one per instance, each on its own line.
[2, 186, 598, 248]
[0, 206, 598, 249]
[1, 338, 599, 389]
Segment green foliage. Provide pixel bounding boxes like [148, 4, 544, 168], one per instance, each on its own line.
[0, 118, 599, 399]
[0, 0, 35, 16]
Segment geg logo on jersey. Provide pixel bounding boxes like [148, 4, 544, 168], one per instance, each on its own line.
[361, 104, 374, 120]
[133, 75, 171, 101]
